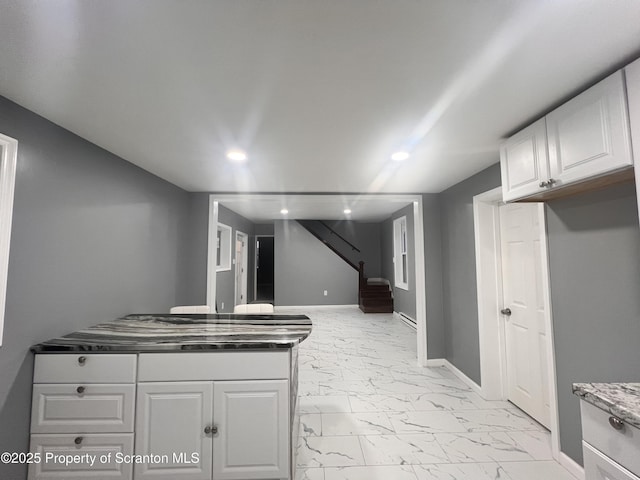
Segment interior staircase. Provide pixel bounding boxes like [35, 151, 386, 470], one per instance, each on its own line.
[297, 220, 394, 314]
[359, 278, 394, 313]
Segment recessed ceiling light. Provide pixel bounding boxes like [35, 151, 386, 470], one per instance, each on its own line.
[390, 151, 410, 162]
[226, 149, 248, 162]
[280, 209, 289, 215]
[344, 209, 352, 215]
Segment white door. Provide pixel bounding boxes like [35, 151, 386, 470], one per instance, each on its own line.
[213, 380, 289, 480]
[135, 382, 213, 480]
[499, 203, 551, 429]
[234, 232, 248, 306]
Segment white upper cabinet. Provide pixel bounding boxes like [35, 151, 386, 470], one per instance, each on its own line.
[500, 118, 550, 202]
[625, 58, 640, 222]
[547, 70, 632, 186]
[501, 68, 634, 202]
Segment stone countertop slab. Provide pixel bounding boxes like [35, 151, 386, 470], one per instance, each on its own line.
[31, 313, 312, 353]
[573, 382, 640, 429]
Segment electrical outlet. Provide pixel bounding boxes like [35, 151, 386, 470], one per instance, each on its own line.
[221, 302, 224, 310]
[323, 290, 328, 296]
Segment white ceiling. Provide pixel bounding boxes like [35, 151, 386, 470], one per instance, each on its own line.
[1, 1, 640, 197]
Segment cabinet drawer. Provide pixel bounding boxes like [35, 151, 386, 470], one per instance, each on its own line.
[31, 384, 135, 434]
[34, 354, 137, 384]
[138, 351, 289, 381]
[28, 433, 133, 480]
[584, 442, 640, 480]
[581, 401, 640, 475]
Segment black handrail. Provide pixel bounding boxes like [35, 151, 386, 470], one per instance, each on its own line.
[301, 225, 359, 271]
[318, 221, 361, 252]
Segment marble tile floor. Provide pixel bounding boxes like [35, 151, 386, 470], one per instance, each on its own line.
[282, 306, 577, 480]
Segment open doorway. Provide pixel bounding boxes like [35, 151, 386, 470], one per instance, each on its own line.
[255, 235, 274, 303]
[474, 187, 561, 461]
[234, 231, 249, 306]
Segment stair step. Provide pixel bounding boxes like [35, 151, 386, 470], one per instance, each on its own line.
[360, 290, 392, 299]
[360, 297, 393, 307]
[362, 284, 389, 290]
[359, 304, 394, 313]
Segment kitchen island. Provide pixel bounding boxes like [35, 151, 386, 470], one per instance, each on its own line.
[573, 382, 640, 480]
[28, 313, 312, 480]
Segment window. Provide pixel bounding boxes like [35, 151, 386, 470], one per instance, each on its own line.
[393, 216, 409, 290]
[216, 223, 232, 272]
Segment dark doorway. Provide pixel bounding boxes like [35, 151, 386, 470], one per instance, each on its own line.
[255, 236, 274, 303]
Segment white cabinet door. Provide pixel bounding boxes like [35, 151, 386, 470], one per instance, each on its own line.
[547, 70, 632, 186]
[135, 382, 213, 480]
[584, 442, 640, 480]
[213, 380, 289, 480]
[625, 58, 640, 224]
[29, 433, 134, 480]
[500, 118, 550, 202]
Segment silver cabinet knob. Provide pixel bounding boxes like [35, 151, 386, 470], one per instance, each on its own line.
[77, 356, 87, 365]
[609, 416, 625, 431]
[547, 178, 556, 186]
[539, 181, 548, 188]
[204, 425, 218, 435]
[76, 386, 85, 394]
[74, 436, 83, 445]
[500, 308, 512, 316]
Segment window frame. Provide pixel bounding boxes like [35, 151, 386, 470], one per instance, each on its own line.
[216, 223, 232, 272]
[393, 215, 409, 290]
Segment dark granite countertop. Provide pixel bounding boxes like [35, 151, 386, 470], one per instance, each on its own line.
[31, 313, 312, 353]
[573, 382, 640, 429]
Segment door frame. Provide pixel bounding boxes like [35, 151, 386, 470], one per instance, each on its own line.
[473, 187, 560, 459]
[234, 230, 249, 306]
[0, 134, 17, 347]
[254, 234, 274, 301]
[207, 194, 429, 366]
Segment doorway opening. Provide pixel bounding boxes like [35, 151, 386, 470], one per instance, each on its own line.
[234, 231, 249, 306]
[255, 235, 274, 303]
[473, 187, 560, 460]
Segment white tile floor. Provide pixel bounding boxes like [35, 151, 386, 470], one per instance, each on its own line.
[286, 306, 577, 480]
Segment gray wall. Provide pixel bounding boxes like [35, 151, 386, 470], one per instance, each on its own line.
[0, 96, 193, 479]
[254, 223, 275, 236]
[217, 204, 256, 312]
[184, 193, 210, 305]
[274, 220, 358, 306]
[546, 184, 640, 465]
[307, 220, 382, 278]
[422, 193, 445, 359]
[440, 163, 501, 384]
[381, 204, 417, 320]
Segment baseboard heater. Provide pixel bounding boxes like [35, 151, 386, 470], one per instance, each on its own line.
[398, 312, 416, 330]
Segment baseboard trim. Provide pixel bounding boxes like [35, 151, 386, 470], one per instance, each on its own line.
[559, 451, 584, 479]
[425, 359, 446, 367]
[393, 312, 417, 330]
[427, 358, 483, 396]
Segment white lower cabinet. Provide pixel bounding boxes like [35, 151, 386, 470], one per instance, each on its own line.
[584, 442, 640, 480]
[30, 352, 293, 480]
[134, 380, 289, 480]
[580, 401, 640, 480]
